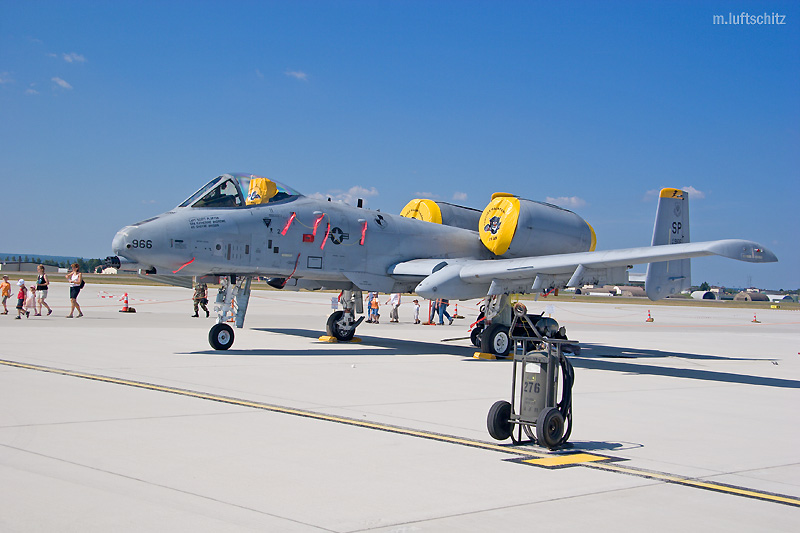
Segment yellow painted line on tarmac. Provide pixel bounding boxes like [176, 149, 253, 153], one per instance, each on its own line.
[587, 463, 800, 507]
[0, 359, 548, 459]
[2, 358, 799, 508]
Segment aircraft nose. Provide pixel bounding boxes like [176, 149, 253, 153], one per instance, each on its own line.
[111, 229, 127, 256]
[111, 226, 145, 257]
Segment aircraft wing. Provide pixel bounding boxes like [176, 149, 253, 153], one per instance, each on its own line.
[458, 239, 776, 280]
[408, 239, 777, 300]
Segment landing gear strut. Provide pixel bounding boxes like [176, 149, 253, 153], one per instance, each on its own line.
[325, 289, 364, 341]
[472, 295, 577, 357]
[208, 275, 252, 350]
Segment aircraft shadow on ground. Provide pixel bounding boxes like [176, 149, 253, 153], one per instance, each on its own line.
[184, 330, 800, 389]
[183, 327, 475, 358]
[573, 344, 800, 389]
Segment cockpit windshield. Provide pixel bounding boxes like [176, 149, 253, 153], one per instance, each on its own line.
[179, 174, 302, 208]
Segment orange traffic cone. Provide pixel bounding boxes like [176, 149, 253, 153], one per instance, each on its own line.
[646, 309, 654, 322]
[752, 313, 760, 323]
[119, 292, 135, 313]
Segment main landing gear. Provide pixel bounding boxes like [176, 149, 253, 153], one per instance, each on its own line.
[470, 295, 578, 358]
[325, 290, 365, 341]
[208, 275, 252, 350]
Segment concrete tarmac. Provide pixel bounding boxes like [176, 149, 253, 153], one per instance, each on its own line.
[1, 282, 799, 531]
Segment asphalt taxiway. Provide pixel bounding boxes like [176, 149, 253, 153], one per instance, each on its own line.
[1, 282, 798, 531]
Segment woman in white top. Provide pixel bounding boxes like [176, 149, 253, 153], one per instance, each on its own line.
[66, 263, 83, 318]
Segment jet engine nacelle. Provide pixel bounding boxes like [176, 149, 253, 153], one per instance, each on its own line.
[399, 199, 482, 231]
[479, 194, 596, 258]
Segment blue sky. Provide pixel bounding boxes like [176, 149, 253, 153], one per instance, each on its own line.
[1, 1, 797, 289]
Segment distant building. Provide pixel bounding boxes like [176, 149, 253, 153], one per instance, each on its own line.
[611, 285, 647, 297]
[577, 285, 646, 297]
[691, 291, 718, 300]
[765, 294, 797, 303]
[733, 291, 769, 302]
[0, 261, 40, 273]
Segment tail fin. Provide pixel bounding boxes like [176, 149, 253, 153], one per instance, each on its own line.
[646, 188, 690, 300]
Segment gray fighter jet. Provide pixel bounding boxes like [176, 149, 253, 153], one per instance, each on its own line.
[107, 174, 777, 352]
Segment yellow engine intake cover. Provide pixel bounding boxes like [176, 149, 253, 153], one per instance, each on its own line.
[480, 195, 520, 256]
[399, 199, 443, 224]
[586, 221, 597, 251]
[246, 177, 278, 205]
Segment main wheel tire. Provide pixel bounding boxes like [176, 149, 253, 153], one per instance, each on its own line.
[481, 324, 511, 356]
[487, 400, 513, 441]
[326, 311, 356, 341]
[209, 323, 234, 350]
[536, 407, 565, 449]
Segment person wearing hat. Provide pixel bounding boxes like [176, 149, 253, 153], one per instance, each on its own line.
[15, 279, 29, 319]
[0, 275, 10, 315]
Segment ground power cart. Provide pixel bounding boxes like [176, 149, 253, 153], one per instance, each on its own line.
[487, 303, 577, 449]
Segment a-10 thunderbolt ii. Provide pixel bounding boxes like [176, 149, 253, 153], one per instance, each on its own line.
[107, 173, 777, 352]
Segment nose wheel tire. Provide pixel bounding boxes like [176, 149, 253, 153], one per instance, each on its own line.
[209, 323, 234, 350]
[326, 311, 356, 341]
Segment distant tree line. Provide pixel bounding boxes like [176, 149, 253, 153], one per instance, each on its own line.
[3, 256, 103, 273]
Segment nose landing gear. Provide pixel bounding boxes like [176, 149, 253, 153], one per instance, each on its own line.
[208, 275, 251, 350]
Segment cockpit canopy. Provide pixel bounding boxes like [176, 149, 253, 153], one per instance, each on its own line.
[179, 174, 302, 209]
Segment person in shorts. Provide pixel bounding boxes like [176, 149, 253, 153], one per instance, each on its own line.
[65, 263, 83, 318]
[1, 275, 10, 314]
[16, 279, 29, 319]
[35, 264, 52, 316]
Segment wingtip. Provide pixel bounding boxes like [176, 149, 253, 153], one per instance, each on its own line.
[709, 240, 778, 263]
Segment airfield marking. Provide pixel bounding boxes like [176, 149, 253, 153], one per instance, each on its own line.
[2, 358, 799, 508]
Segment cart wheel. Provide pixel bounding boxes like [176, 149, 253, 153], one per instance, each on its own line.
[536, 407, 565, 449]
[209, 323, 234, 350]
[481, 324, 511, 356]
[487, 400, 513, 441]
